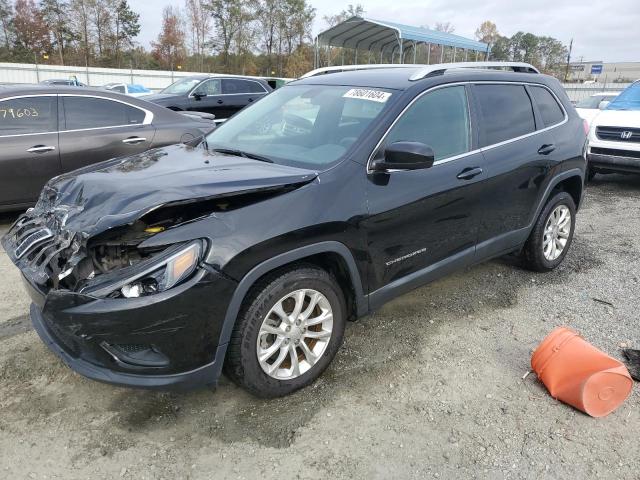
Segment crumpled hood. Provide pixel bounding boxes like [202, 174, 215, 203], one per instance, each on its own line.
[36, 143, 317, 236]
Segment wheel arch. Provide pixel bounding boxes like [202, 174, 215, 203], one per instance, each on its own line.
[529, 169, 584, 229]
[217, 241, 367, 354]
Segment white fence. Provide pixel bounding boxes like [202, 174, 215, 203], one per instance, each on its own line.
[0, 62, 268, 91]
[561, 82, 631, 102]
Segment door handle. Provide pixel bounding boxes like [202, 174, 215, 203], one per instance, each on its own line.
[457, 167, 483, 180]
[27, 145, 56, 153]
[538, 144, 556, 155]
[217, 99, 223, 104]
[122, 137, 147, 145]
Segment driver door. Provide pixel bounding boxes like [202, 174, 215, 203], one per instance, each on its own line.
[188, 79, 223, 116]
[364, 85, 487, 301]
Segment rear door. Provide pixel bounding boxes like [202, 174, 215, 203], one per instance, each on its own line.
[221, 79, 269, 118]
[0, 95, 61, 207]
[59, 95, 156, 172]
[472, 83, 558, 255]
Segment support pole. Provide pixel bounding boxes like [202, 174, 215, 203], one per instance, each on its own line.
[440, 45, 444, 63]
[427, 43, 431, 64]
[453, 46, 456, 62]
[413, 41, 417, 63]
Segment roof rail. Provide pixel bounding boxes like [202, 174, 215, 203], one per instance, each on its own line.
[300, 63, 423, 79]
[409, 62, 540, 81]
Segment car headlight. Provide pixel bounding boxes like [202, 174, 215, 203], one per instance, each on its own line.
[89, 241, 203, 299]
[120, 242, 201, 298]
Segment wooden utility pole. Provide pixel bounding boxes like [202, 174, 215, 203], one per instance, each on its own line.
[564, 38, 573, 82]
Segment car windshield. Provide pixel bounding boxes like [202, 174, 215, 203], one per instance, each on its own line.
[607, 82, 640, 110]
[204, 84, 394, 170]
[161, 78, 202, 94]
[576, 95, 610, 109]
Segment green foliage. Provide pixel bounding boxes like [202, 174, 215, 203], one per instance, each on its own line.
[486, 25, 568, 77]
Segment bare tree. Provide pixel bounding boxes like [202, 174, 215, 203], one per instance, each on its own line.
[185, 0, 211, 71]
[0, 0, 14, 50]
[70, 0, 92, 66]
[435, 22, 455, 33]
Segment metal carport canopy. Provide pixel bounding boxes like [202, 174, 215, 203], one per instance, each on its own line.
[316, 16, 489, 53]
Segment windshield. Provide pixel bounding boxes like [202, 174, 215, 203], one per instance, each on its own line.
[607, 81, 640, 110]
[161, 78, 202, 94]
[576, 95, 611, 109]
[204, 84, 393, 169]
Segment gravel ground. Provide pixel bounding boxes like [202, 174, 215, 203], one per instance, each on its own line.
[1, 175, 639, 480]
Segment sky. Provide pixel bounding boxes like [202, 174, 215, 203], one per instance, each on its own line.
[128, 0, 640, 63]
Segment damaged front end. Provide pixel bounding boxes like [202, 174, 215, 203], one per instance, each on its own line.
[2, 204, 238, 389]
[1, 146, 318, 389]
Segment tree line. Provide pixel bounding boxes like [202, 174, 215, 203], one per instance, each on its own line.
[0, 0, 316, 77]
[0, 2, 570, 80]
[475, 20, 568, 77]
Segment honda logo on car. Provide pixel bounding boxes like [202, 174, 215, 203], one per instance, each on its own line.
[620, 131, 633, 140]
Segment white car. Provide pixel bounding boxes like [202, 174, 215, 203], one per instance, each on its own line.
[587, 81, 640, 179]
[575, 92, 620, 126]
[102, 83, 152, 97]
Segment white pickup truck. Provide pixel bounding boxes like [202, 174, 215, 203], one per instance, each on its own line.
[588, 81, 640, 179]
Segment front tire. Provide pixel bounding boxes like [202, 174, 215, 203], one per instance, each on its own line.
[522, 191, 576, 272]
[224, 265, 346, 397]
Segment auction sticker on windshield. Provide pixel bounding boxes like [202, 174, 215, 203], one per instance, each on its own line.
[343, 88, 391, 103]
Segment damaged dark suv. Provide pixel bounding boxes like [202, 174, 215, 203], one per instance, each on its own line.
[2, 62, 587, 397]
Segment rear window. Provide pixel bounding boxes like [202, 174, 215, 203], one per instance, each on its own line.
[63, 97, 146, 130]
[222, 79, 266, 94]
[475, 84, 536, 146]
[0, 96, 57, 135]
[529, 86, 565, 127]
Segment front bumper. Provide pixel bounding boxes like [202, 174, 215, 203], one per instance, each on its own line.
[588, 146, 640, 174]
[24, 267, 237, 390]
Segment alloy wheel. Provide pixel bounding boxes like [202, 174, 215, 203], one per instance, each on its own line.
[543, 204, 571, 261]
[256, 289, 333, 380]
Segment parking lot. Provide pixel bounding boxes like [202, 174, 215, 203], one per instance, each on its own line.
[1, 174, 639, 479]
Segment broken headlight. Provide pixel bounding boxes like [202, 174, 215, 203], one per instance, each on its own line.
[120, 241, 201, 298]
[89, 241, 203, 299]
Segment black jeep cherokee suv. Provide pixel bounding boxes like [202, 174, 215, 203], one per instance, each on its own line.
[2, 62, 587, 397]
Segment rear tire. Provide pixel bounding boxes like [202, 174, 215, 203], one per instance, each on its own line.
[587, 167, 597, 182]
[522, 191, 576, 272]
[224, 265, 346, 398]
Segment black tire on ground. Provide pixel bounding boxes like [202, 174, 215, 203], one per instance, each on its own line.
[224, 264, 347, 398]
[522, 191, 576, 272]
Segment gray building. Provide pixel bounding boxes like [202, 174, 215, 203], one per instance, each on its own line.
[567, 61, 640, 83]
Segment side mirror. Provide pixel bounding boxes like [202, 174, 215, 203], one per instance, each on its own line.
[193, 91, 206, 100]
[371, 141, 435, 172]
[598, 100, 610, 110]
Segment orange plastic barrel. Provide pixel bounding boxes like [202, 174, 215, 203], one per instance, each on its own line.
[531, 327, 633, 417]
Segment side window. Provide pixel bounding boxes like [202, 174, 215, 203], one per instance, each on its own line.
[243, 80, 267, 93]
[385, 86, 470, 161]
[63, 97, 145, 130]
[193, 79, 220, 96]
[112, 85, 126, 94]
[222, 79, 264, 94]
[0, 96, 57, 135]
[475, 84, 536, 146]
[529, 86, 565, 127]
